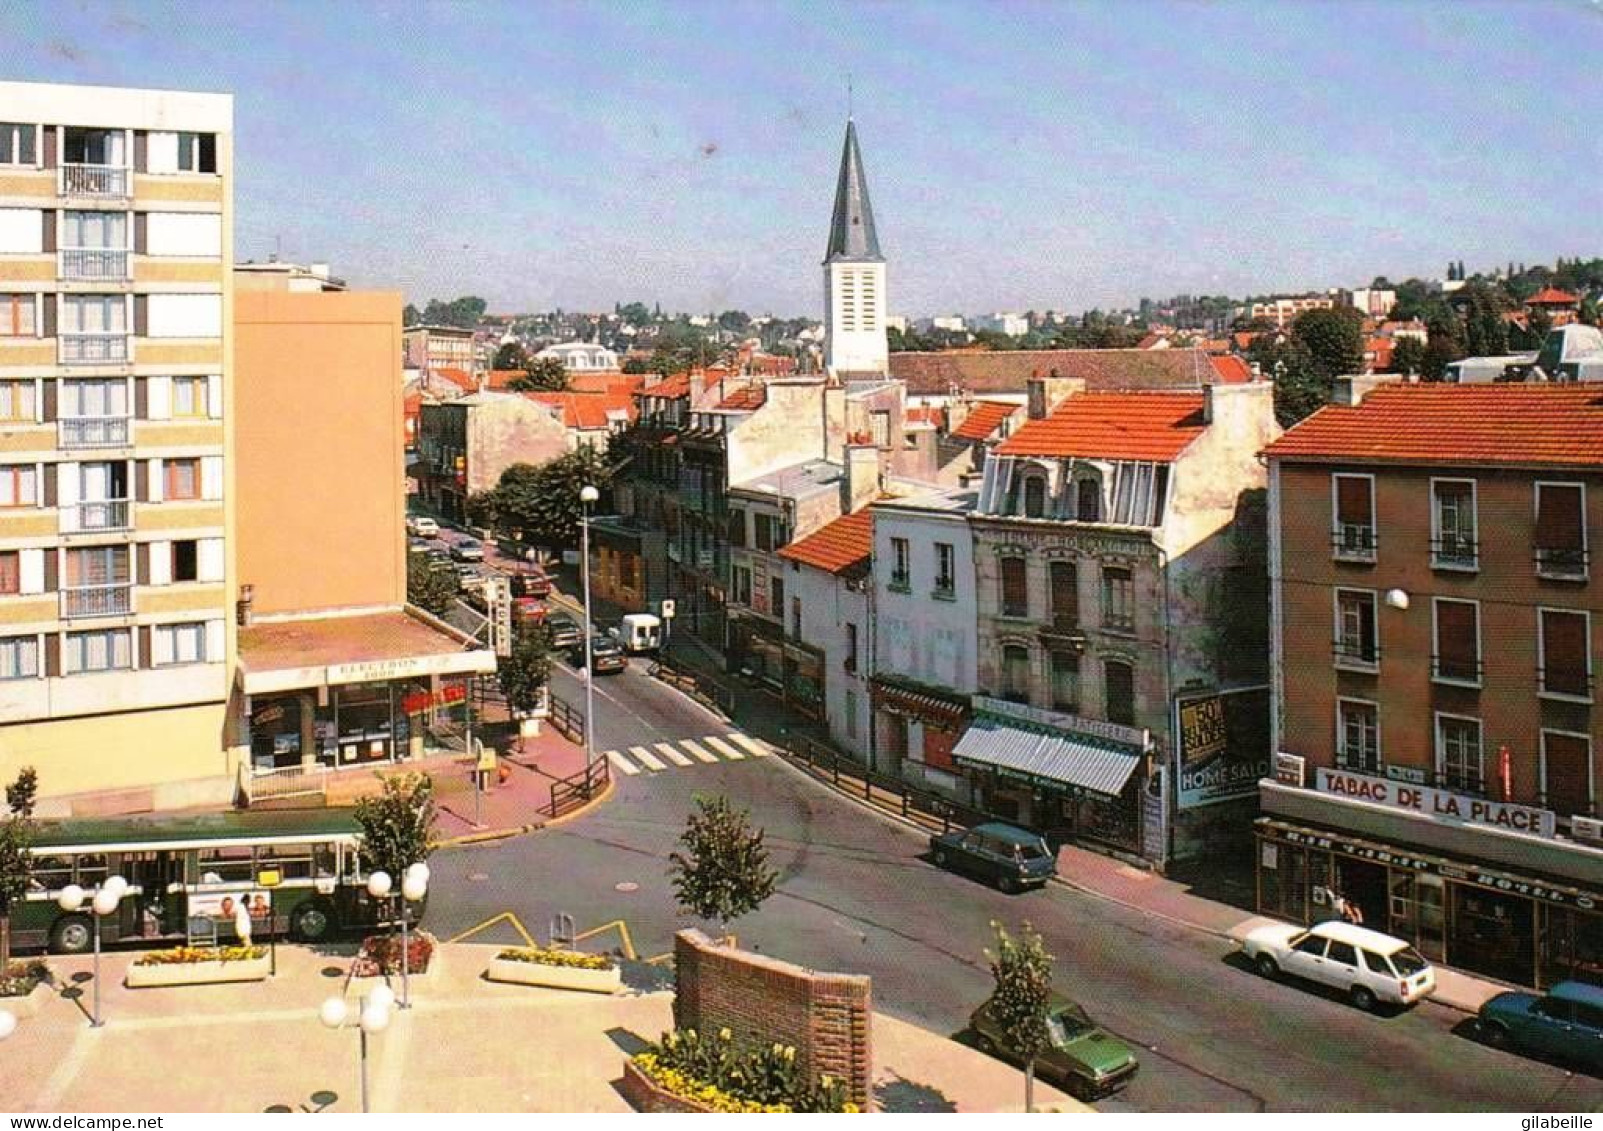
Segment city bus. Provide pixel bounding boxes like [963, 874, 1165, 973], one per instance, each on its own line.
[15, 809, 406, 954]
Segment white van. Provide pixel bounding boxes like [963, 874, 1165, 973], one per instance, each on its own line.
[610, 613, 662, 654]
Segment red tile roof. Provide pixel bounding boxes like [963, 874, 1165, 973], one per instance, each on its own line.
[718, 384, 767, 411]
[435, 367, 477, 394]
[777, 507, 874, 577]
[1209, 355, 1253, 384]
[906, 404, 946, 429]
[952, 400, 1020, 441]
[1264, 384, 1603, 467]
[639, 373, 691, 399]
[525, 391, 638, 430]
[1526, 286, 1580, 307]
[889, 348, 1224, 396]
[996, 392, 1208, 462]
[1365, 337, 1395, 371]
[568, 372, 642, 394]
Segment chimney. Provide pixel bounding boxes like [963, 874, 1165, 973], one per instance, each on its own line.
[1332, 372, 1405, 406]
[842, 442, 879, 515]
[689, 369, 708, 404]
[1027, 369, 1083, 419]
[1201, 382, 1214, 424]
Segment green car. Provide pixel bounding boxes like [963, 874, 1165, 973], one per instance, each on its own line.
[970, 993, 1139, 1100]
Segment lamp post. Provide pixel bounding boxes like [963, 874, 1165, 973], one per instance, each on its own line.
[320, 985, 393, 1114]
[56, 874, 127, 1028]
[0, 1009, 16, 1042]
[399, 863, 429, 1009]
[579, 483, 600, 768]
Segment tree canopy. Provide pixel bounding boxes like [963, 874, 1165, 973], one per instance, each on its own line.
[498, 622, 554, 719]
[410, 296, 488, 329]
[407, 549, 458, 617]
[0, 766, 37, 967]
[986, 920, 1055, 1113]
[493, 341, 530, 371]
[506, 356, 569, 392]
[668, 794, 778, 936]
[471, 447, 612, 551]
[353, 773, 436, 881]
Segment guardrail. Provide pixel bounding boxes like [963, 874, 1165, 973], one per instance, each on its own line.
[238, 761, 329, 807]
[543, 755, 609, 820]
[648, 658, 737, 715]
[547, 689, 585, 746]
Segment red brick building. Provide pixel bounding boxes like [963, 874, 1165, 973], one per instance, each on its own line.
[1261, 380, 1603, 989]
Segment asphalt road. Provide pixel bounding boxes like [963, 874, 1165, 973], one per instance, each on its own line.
[424, 662, 1603, 1112]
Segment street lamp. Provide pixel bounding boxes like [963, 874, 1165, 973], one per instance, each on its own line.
[399, 863, 428, 1009]
[579, 483, 600, 768]
[57, 874, 127, 1028]
[320, 985, 393, 1114]
[0, 1009, 16, 1042]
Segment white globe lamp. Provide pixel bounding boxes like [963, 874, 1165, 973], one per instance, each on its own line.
[319, 996, 349, 1030]
[57, 884, 85, 912]
[366, 871, 392, 899]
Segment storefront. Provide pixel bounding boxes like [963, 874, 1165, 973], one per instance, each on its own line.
[869, 675, 972, 798]
[246, 677, 473, 772]
[724, 612, 824, 722]
[1256, 817, 1603, 990]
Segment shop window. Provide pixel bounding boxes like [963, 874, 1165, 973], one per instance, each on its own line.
[1000, 556, 1027, 618]
[1432, 598, 1481, 684]
[1539, 608, 1592, 699]
[1050, 560, 1078, 631]
[1050, 651, 1080, 713]
[1001, 645, 1031, 704]
[1105, 659, 1135, 726]
[1436, 713, 1483, 794]
[1101, 566, 1134, 632]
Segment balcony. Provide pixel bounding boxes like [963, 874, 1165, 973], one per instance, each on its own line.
[1538, 666, 1594, 702]
[1332, 640, 1380, 672]
[1431, 654, 1483, 686]
[59, 335, 129, 364]
[1334, 750, 1382, 775]
[1430, 536, 1479, 572]
[1535, 545, 1590, 582]
[64, 499, 131, 533]
[60, 582, 132, 619]
[59, 416, 131, 449]
[60, 248, 131, 282]
[60, 163, 130, 199]
[1331, 524, 1377, 563]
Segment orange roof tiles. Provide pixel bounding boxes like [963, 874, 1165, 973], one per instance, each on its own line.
[1526, 286, 1580, 307]
[777, 507, 874, 577]
[1264, 384, 1603, 467]
[434, 367, 477, 394]
[906, 404, 946, 429]
[639, 373, 691, 399]
[952, 400, 1019, 441]
[718, 384, 767, 411]
[525, 391, 638, 430]
[1209, 355, 1253, 384]
[996, 392, 1207, 462]
[482, 368, 525, 391]
[568, 372, 641, 394]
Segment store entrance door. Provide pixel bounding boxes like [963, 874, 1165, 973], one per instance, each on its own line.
[1334, 856, 1388, 928]
[1452, 885, 1535, 984]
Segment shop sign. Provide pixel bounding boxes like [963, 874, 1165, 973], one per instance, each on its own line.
[1175, 688, 1271, 809]
[327, 653, 468, 686]
[974, 696, 1147, 751]
[1315, 768, 1556, 838]
[401, 684, 467, 715]
[1274, 752, 1306, 787]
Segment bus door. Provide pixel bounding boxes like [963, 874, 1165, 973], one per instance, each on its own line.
[119, 851, 186, 937]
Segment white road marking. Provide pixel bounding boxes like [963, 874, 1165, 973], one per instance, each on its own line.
[605, 750, 641, 776]
[630, 745, 668, 772]
[655, 742, 694, 766]
[704, 735, 745, 760]
[681, 739, 720, 764]
[727, 732, 769, 757]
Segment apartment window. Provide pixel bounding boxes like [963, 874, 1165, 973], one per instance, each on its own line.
[1022, 474, 1047, 519]
[845, 622, 859, 673]
[1433, 598, 1482, 685]
[870, 410, 890, 448]
[154, 621, 207, 666]
[63, 628, 133, 675]
[1050, 560, 1079, 631]
[0, 294, 36, 337]
[0, 551, 18, 595]
[1050, 651, 1080, 713]
[933, 542, 955, 597]
[0, 379, 35, 420]
[1000, 555, 1028, 618]
[790, 596, 801, 638]
[175, 132, 218, 174]
[1535, 482, 1588, 579]
[1334, 589, 1379, 669]
[1075, 477, 1102, 522]
[0, 464, 36, 508]
[165, 458, 200, 500]
[60, 294, 127, 335]
[1539, 609, 1592, 700]
[63, 210, 126, 251]
[1436, 714, 1483, 794]
[754, 513, 774, 552]
[0, 635, 38, 680]
[171, 376, 208, 418]
[1104, 659, 1136, 727]
[172, 540, 199, 583]
[1001, 645, 1031, 704]
[1336, 699, 1381, 773]
[845, 690, 858, 740]
[66, 545, 130, 587]
[61, 378, 126, 419]
[0, 123, 37, 166]
[770, 575, 784, 618]
[1332, 474, 1376, 561]
[727, 508, 746, 548]
[1101, 566, 1134, 632]
[890, 537, 911, 589]
[1430, 479, 1478, 570]
[1541, 731, 1593, 818]
[732, 565, 751, 606]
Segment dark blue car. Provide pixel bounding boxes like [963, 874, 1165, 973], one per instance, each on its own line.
[1478, 980, 1603, 1070]
[929, 822, 1056, 893]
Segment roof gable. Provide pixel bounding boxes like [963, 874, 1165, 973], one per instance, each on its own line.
[995, 392, 1208, 462]
[777, 507, 874, 577]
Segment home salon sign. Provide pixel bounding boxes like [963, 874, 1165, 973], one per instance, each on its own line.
[1316, 768, 1555, 838]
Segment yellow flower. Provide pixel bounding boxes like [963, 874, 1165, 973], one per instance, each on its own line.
[719, 1027, 732, 1041]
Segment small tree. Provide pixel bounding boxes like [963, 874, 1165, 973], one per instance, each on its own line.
[353, 772, 436, 883]
[407, 551, 458, 617]
[507, 357, 569, 392]
[493, 341, 530, 371]
[498, 622, 554, 722]
[0, 767, 39, 968]
[1388, 336, 1426, 377]
[668, 795, 778, 940]
[985, 921, 1055, 1113]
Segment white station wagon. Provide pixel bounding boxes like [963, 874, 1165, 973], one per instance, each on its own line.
[1241, 920, 1437, 1011]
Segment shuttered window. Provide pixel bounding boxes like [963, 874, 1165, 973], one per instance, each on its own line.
[1542, 732, 1593, 817]
[1050, 560, 1078, 630]
[1000, 556, 1028, 618]
[1105, 660, 1136, 726]
[1433, 599, 1480, 683]
[1333, 474, 1375, 558]
[1001, 645, 1031, 703]
[1540, 609, 1591, 698]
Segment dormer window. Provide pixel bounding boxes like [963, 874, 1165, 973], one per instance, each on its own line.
[1022, 475, 1047, 519]
[1075, 477, 1101, 522]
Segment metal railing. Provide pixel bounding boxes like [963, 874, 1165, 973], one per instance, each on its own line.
[60, 582, 132, 618]
[1332, 639, 1380, 670]
[546, 690, 586, 747]
[59, 334, 129, 364]
[60, 248, 130, 281]
[1535, 545, 1589, 581]
[542, 755, 611, 820]
[781, 732, 991, 836]
[239, 761, 330, 807]
[1429, 536, 1479, 571]
[1538, 666, 1594, 699]
[1331, 525, 1377, 562]
[65, 499, 131, 533]
[60, 163, 129, 198]
[59, 416, 131, 449]
[1431, 654, 1483, 684]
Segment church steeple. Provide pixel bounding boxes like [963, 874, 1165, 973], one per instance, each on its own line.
[824, 119, 882, 263]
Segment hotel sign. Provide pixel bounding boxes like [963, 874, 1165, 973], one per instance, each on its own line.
[1315, 768, 1556, 838]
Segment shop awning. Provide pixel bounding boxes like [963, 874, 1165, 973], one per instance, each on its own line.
[238, 608, 497, 696]
[954, 716, 1141, 799]
[870, 677, 968, 729]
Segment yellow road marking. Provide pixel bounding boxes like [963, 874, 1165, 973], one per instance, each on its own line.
[572, 918, 638, 962]
[445, 910, 538, 948]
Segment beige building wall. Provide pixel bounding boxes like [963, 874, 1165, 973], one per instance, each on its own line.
[234, 288, 405, 616]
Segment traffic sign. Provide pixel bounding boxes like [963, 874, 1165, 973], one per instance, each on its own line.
[660, 598, 676, 619]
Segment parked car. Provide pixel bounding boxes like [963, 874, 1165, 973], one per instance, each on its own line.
[425, 548, 453, 569]
[970, 992, 1139, 1101]
[512, 597, 546, 628]
[928, 822, 1056, 893]
[450, 538, 485, 563]
[407, 515, 440, 538]
[1478, 981, 1603, 1069]
[456, 566, 490, 596]
[571, 633, 627, 674]
[407, 535, 432, 551]
[510, 567, 552, 599]
[546, 612, 582, 650]
[1241, 919, 1436, 1011]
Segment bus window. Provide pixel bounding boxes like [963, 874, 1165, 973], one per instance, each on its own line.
[31, 855, 74, 892]
[196, 846, 254, 884]
[76, 853, 109, 886]
[258, 843, 315, 881]
[313, 843, 337, 880]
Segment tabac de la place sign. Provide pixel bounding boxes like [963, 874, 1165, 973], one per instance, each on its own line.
[1315, 768, 1556, 838]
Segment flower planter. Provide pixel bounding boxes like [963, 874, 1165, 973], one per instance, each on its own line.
[0, 976, 55, 1019]
[620, 1058, 714, 1113]
[486, 955, 622, 994]
[127, 953, 271, 989]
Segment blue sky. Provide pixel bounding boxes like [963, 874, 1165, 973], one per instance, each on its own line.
[6, 0, 1601, 316]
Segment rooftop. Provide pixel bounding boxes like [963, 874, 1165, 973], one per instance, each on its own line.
[1265, 384, 1603, 467]
[874, 486, 980, 515]
[237, 608, 495, 694]
[952, 400, 1020, 442]
[888, 348, 1239, 396]
[1526, 286, 1580, 306]
[777, 506, 874, 577]
[525, 390, 637, 430]
[996, 391, 1208, 462]
[732, 458, 843, 502]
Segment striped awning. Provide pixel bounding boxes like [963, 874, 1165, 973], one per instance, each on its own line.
[953, 716, 1141, 799]
[870, 678, 968, 728]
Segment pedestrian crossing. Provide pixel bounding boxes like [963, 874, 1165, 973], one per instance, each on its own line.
[604, 733, 773, 776]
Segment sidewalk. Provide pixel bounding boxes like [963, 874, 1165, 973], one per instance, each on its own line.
[431, 722, 597, 846]
[1, 942, 1089, 1114]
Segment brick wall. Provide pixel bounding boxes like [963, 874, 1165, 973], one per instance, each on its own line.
[673, 929, 872, 1108]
